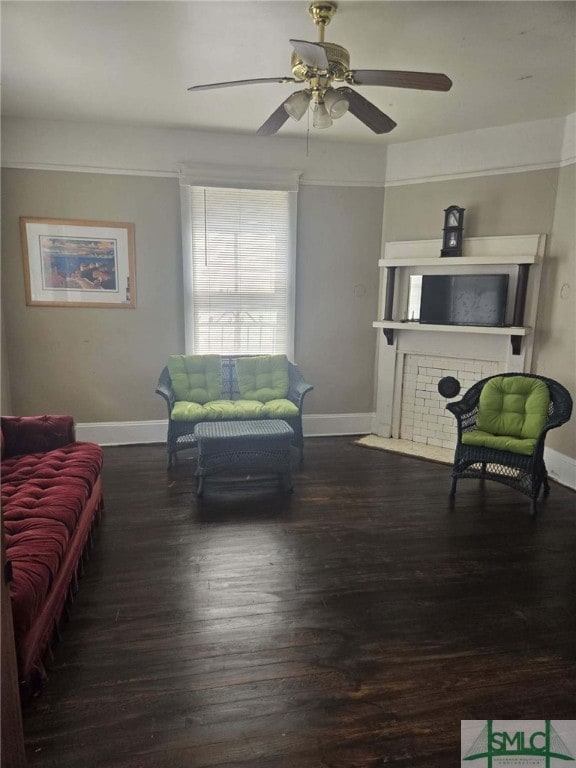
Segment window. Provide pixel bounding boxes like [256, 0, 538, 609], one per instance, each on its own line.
[181, 173, 297, 357]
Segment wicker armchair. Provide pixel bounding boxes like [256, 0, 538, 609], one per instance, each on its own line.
[156, 354, 313, 468]
[441, 373, 573, 514]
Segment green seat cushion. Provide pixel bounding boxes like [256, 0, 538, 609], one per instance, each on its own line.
[476, 376, 550, 440]
[171, 398, 296, 422]
[236, 355, 289, 403]
[462, 429, 537, 456]
[233, 400, 266, 419]
[171, 401, 208, 422]
[167, 355, 222, 404]
[202, 400, 241, 420]
[261, 399, 299, 418]
[171, 400, 266, 422]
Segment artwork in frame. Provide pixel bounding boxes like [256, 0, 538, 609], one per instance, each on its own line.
[20, 217, 136, 308]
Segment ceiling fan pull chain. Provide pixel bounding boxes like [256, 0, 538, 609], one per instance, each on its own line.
[203, 188, 208, 267]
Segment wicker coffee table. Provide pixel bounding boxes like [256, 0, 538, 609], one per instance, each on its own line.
[194, 420, 294, 497]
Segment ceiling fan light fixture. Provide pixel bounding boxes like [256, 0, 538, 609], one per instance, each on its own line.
[312, 101, 333, 129]
[323, 87, 349, 119]
[284, 90, 311, 121]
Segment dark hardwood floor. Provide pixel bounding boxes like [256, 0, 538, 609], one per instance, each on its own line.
[21, 437, 576, 768]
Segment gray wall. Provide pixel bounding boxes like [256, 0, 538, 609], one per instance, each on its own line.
[2, 169, 183, 422]
[381, 167, 576, 459]
[296, 185, 384, 414]
[382, 169, 559, 239]
[1, 168, 384, 421]
[533, 163, 576, 459]
[1, 310, 12, 414]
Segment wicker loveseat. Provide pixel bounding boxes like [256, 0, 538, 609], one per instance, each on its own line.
[156, 354, 313, 468]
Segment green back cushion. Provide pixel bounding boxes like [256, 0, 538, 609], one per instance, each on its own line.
[236, 355, 289, 403]
[476, 376, 550, 439]
[167, 355, 222, 404]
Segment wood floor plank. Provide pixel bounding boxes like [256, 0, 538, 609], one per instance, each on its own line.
[19, 437, 576, 768]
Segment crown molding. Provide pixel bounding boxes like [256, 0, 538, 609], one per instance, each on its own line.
[1, 161, 385, 189]
[385, 114, 574, 188]
[0, 117, 389, 187]
[1, 161, 179, 178]
[3, 114, 574, 188]
[384, 159, 572, 188]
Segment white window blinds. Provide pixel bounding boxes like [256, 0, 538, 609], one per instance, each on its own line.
[182, 183, 296, 357]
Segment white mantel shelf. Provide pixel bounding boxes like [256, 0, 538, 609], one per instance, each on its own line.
[380, 234, 544, 265]
[373, 321, 530, 354]
[373, 321, 530, 336]
[379, 254, 537, 268]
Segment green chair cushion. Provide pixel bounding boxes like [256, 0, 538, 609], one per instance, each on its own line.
[262, 399, 299, 418]
[476, 376, 550, 440]
[167, 355, 222, 404]
[236, 355, 289, 403]
[462, 429, 537, 456]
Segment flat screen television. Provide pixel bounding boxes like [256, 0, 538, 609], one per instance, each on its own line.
[419, 274, 509, 327]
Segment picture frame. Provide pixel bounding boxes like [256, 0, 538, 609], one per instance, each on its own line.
[20, 217, 136, 308]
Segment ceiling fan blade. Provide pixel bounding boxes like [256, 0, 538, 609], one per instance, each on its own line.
[256, 101, 292, 136]
[289, 39, 329, 70]
[341, 88, 397, 134]
[188, 76, 297, 92]
[350, 70, 453, 91]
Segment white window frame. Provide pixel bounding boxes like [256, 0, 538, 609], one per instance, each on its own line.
[180, 165, 300, 359]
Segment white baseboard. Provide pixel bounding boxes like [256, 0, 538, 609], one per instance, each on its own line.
[544, 446, 576, 491]
[75, 413, 375, 446]
[74, 418, 576, 491]
[301, 412, 374, 436]
[76, 420, 168, 445]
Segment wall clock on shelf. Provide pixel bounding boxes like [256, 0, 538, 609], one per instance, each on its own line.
[441, 205, 465, 257]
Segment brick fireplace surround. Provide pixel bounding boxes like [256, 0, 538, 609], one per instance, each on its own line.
[399, 355, 499, 450]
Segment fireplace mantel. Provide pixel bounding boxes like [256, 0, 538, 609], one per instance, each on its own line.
[374, 234, 544, 356]
[372, 234, 545, 440]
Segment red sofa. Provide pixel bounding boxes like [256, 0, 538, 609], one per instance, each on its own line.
[1, 415, 103, 696]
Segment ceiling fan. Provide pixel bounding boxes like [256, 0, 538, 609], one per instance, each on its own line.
[187, 1, 452, 136]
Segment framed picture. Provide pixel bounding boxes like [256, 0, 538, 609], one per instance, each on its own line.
[20, 217, 136, 308]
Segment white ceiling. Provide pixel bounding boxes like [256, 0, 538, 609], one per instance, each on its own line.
[2, 1, 575, 145]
